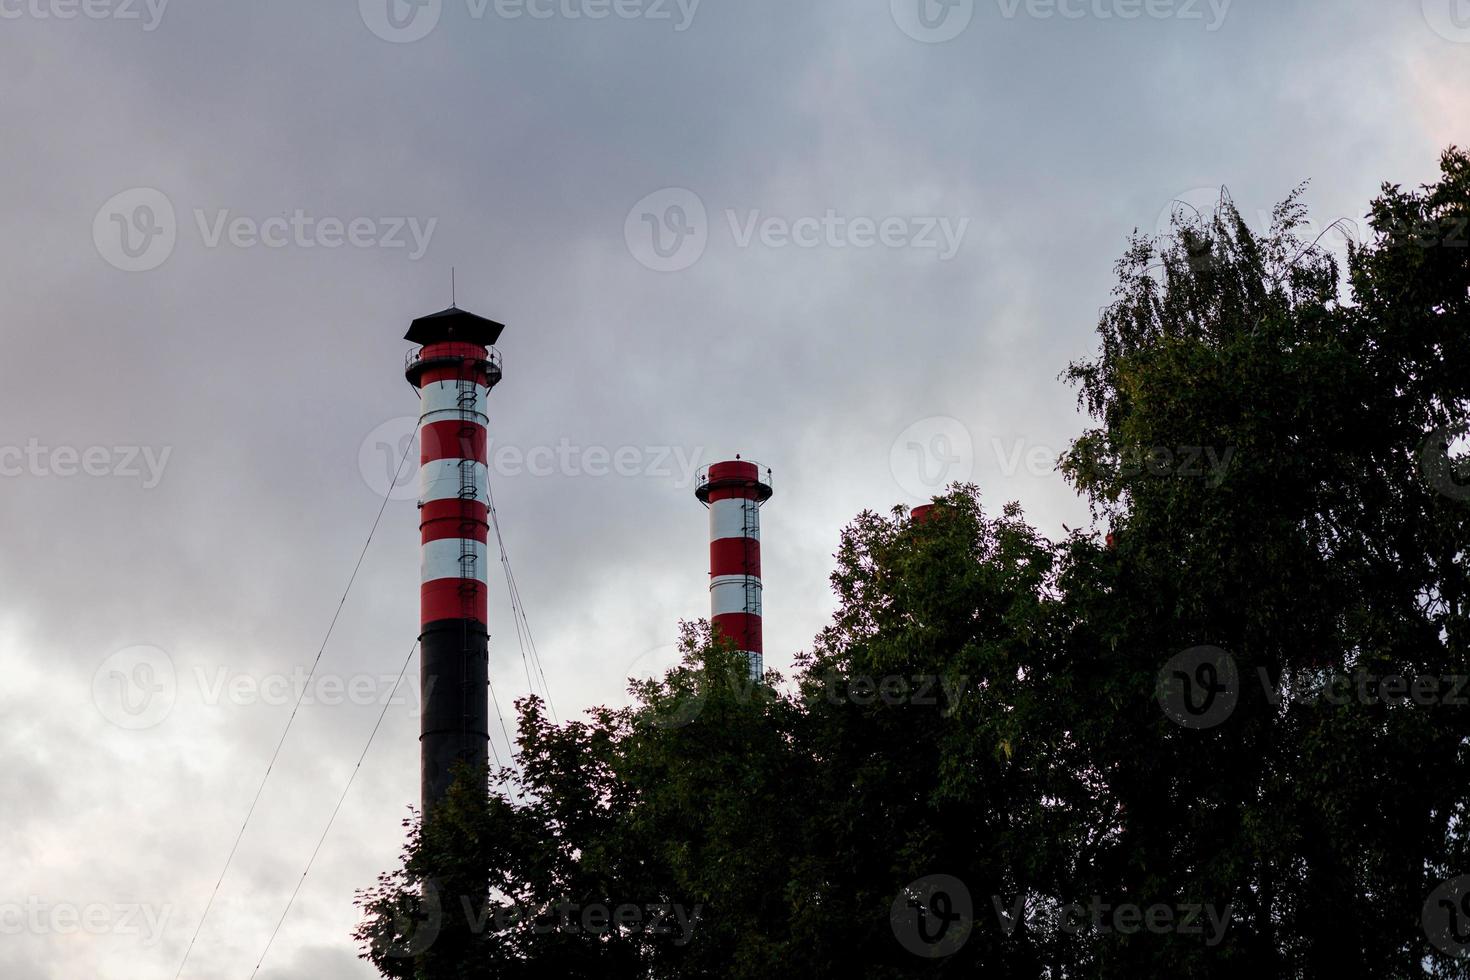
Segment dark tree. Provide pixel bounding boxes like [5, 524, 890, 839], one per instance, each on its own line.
[358, 149, 1470, 979]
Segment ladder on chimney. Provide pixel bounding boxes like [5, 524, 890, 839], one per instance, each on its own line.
[451, 372, 481, 759]
[741, 498, 760, 633]
[741, 500, 762, 678]
[456, 376, 480, 602]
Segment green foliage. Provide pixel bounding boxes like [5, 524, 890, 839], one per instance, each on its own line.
[359, 149, 1470, 978]
[1057, 148, 1469, 978]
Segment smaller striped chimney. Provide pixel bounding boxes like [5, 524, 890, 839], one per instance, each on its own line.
[696, 458, 773, 680]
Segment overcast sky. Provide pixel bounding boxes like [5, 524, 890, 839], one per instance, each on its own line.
[0, 1, 1466, 976]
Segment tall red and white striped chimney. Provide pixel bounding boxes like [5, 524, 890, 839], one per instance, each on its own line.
[695, 458, 773, 680]
[404, 305, 504, 817]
